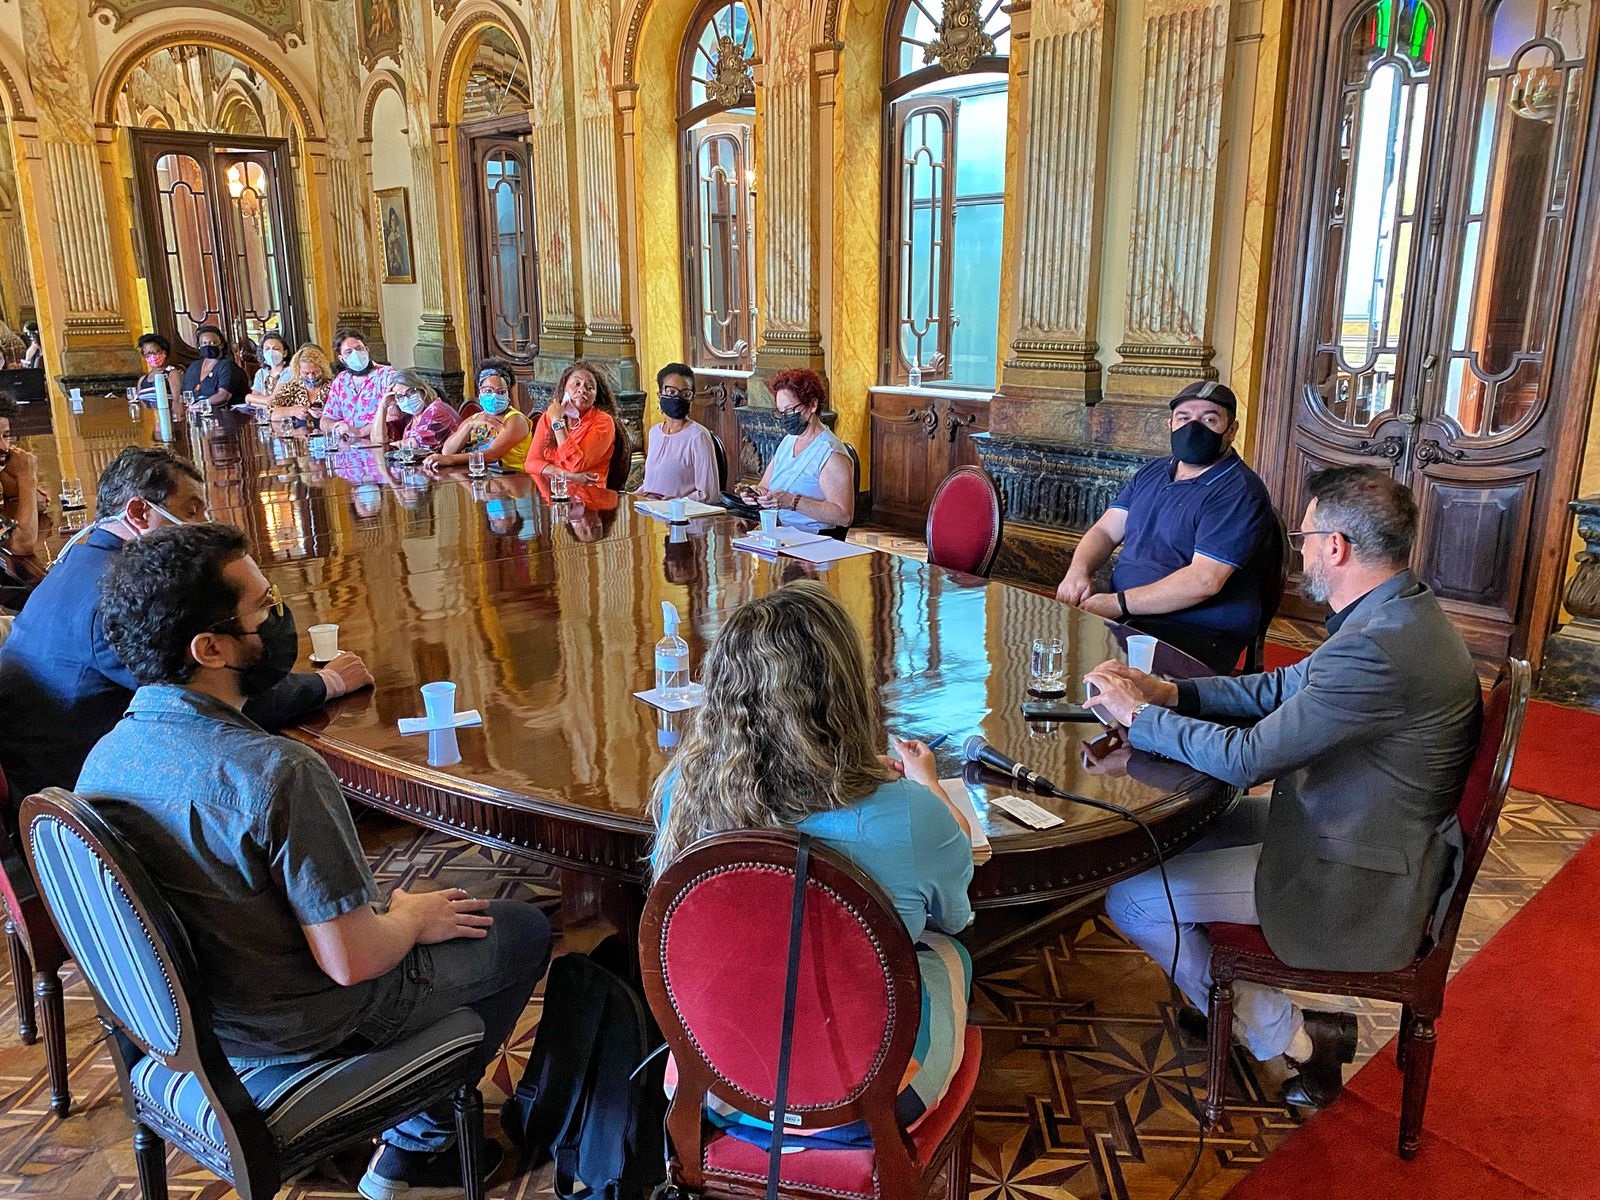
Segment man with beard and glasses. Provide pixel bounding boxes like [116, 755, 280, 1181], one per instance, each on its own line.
[1079, 466, 1480, 1113]
[0, 446, 370, 814]
[80, 524, 549, 1200]
[1055, 380, 1276, 672]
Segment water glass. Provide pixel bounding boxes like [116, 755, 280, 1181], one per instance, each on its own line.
[549, 469, 569, 500]
[1126, 634, 1158, 674]
[1030, 637, 1066, 696]
[396, 439, 418, 466]
[468, 449, 488, 478]
[308, 623, 340, 662]
[420, 681, 458, 727]
[59, 477, 84, 510]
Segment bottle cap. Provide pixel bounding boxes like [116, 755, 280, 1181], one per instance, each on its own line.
[662, 600, 681, 635]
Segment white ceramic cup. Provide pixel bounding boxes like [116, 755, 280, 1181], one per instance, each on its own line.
[421, 681, 458, 727]
[308, 623, 340, 662]
[1127, 634, 1158, 674]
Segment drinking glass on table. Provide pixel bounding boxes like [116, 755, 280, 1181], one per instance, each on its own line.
[549, 468, 569, 500]
[1029, 637, 1066, 696]
[468, 449, 488, 479]
[59, 477, 84, 511]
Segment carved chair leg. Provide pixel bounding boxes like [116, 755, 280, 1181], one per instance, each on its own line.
[37, 967, 70, 1117]
[133, 1123, 169, 1200]
[1204, 975, 1236, 1133]
[455, 1085, 486, 1200]
[1398, 1015, 1437, 1160]
[944, 1118, 974, 1200]
[1397, 1003, 1414, 1071]
[6, 915, 36, 1044]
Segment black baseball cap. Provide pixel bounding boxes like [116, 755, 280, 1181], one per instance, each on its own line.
[1169, 380, 1237, 417]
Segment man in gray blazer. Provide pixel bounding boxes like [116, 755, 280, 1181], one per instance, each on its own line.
[1085, 465, 1480, 1109]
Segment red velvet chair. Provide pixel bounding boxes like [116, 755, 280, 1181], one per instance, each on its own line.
[1202, 658, 1530, 1159]
[1, 767, 72, 1116]
[925, 467, 1004, 578]
[641, 831, 981, 1200]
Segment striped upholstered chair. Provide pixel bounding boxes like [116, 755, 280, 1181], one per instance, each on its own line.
[20, 788, 492, 1200]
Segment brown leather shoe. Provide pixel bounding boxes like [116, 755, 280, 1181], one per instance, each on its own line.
[1282, 1010, 1358, 1109]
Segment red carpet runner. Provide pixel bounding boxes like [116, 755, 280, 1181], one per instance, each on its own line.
[1261, 642, 1600, 811]
[1226, 834, 1600, 1199]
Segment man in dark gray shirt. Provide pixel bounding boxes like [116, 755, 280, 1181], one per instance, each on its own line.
[79, 523, 550, 1200]
[1085, 467, 1479, 1111]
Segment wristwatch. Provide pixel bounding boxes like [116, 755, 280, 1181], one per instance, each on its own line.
[550, 418, 567, 432]
[1130, 702, 1152, 724]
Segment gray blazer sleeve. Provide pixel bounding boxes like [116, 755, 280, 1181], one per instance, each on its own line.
[1131, 633, 1404, 788]
[1185, 657, 1313, 721]
[241, 670, 329, 732]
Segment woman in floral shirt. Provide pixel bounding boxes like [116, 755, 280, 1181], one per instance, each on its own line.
[369, 368, 460, 452]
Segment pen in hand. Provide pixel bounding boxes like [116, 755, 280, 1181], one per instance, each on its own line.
[926, 733, 950, 750]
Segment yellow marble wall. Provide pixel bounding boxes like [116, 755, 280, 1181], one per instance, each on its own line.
[627, 0, 696, 378]
[826, 0, 890, 464]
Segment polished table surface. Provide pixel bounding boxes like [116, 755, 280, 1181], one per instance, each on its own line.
[19, 406, 1237, 904]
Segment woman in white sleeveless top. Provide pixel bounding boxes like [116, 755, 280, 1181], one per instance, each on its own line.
[738, 368, 855, 532]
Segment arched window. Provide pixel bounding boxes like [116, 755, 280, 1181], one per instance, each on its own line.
[679, 0, 757, 371]
[884, 0, 1010, 389]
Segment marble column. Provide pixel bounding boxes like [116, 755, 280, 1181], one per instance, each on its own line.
[18, 0, 139, 393]
[993, 0, 1116, 433]
[310, 0, 385, 355]
[751, 0, 826, 393]
[1103, 0, 1232, 438]
[397, 0, 462, 395]
[529, 0, 582, 375]
[567, 0, 639, 391]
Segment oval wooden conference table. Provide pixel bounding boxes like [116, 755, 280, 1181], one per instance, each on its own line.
[28, 409, 1238, 954]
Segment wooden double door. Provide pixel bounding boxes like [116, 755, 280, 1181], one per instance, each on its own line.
[460, 115, 541, 390]
[130, 130, 305, 362]
[1259, 0, 1600, 663]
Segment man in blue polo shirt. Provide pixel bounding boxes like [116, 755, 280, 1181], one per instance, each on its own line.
[1056, 381, 1275, 672]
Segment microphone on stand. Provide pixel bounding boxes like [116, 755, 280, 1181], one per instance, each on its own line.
[962, 735, 1059, 793]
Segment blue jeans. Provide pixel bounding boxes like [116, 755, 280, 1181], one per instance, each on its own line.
[347, 899, 552, 1152]
[1103, 795, 1303, 1060]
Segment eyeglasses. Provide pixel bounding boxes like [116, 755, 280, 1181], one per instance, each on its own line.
[659, 387, 691, 401]
[1287, 529, 1358, 546]
[209, 582, 285, 634]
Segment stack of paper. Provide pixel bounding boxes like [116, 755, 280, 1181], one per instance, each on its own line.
[730, 527, 829, 554]
[634, 498, 725, 521]
[938, 779, 993, 864]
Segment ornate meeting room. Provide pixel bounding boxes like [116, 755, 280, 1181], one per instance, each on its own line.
[0, 0, 1598, 1196]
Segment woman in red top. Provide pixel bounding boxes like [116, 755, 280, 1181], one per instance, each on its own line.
[524, 360, 619, 485]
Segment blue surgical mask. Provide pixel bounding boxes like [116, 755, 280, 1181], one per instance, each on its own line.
[344, 349, 370, 373]
[397, 393, 426, 416]
[480, 393, 510, 416]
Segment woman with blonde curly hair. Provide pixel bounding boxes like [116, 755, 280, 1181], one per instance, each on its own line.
[650, 580, 973, 1150]
[269, 343, 335, 426]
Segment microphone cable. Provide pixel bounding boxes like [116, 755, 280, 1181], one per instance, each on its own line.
[1025, 773, 1210, 1199]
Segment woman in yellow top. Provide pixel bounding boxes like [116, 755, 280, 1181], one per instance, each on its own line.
[423, 360, 532, 473]
[524, 360, 618, 485]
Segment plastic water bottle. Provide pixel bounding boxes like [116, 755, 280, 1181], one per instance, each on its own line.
[908, 362, 922, 388]
[655, 601, 691, 702]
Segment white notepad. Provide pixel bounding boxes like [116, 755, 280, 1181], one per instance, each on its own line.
[731, 528, 831, 554]
[938, 779, 993, 865]
[778, 538, 875, 565]
[634, 685, 705, 713]
[634, 499, 725, 521]
[397, 709, 484, 735]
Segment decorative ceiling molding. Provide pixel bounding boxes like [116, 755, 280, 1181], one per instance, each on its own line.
[93, 24, 325, 140]
[0, 34, 34, 119]
[925, 0, 996, 73]
[359, 66, 407, 141]
[89, 0, 304, 52]
[433, 0, 532, 125]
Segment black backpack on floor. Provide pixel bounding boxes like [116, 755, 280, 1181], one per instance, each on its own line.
[501, 934, 668, 1200]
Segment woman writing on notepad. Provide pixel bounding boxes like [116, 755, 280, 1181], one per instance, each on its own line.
[737, 368, 854, 532]
[635, 362, 721, 502]
[650, 581, 972, 1150]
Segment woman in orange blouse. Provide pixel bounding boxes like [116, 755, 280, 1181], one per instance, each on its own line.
[524, 360, 618, 484]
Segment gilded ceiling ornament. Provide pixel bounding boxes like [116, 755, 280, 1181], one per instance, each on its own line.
[924, 0, 996, 75]
[708, 34, 753, 107]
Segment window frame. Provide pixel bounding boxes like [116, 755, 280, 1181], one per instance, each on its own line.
[879, 0, 1011, 389]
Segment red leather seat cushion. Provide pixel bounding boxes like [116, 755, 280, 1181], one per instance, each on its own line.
[703, 1025, 982, 1197]
[1208, 922, 1275, 956]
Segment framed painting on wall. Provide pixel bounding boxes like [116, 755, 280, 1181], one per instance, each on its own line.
[358, 0, 402, 66]
[376, 187, 415, 284]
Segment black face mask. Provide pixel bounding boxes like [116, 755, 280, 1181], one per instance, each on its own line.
[1170, 420, 1227, 466]
[199, 344, 223, 359]
[660, 395, 692, 421]
[226, 608, 298, 696]
[778, 410, 809, 437]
